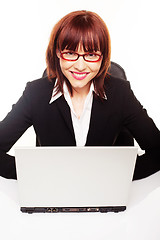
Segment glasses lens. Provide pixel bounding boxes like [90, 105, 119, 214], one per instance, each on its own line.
[84, 53, 101, 62]
[61, 52, 78, 60]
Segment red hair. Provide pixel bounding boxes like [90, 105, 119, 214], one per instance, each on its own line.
[46, 10, 111, 99]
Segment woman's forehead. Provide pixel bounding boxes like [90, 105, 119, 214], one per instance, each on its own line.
[64, 43, 101, 53]
[60, 37, 101, 52]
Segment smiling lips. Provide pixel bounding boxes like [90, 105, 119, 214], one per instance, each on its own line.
[70, 71, 89, 80]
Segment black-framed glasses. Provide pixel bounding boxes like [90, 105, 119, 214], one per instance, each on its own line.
[60, 51, 102, 62]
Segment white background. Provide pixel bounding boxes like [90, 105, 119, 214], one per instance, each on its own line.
[0, 2, 160, 239]
[0, 0, 160, 151]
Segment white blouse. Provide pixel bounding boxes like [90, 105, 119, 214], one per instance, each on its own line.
[49, 80, 107, 146]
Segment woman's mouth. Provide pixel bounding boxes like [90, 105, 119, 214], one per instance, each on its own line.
[70, 71, 89, 80]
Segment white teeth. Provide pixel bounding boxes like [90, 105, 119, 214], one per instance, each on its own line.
[73, 72, 87, 77]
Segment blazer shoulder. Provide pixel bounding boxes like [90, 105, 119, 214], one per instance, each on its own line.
[22, 77, 56, 104]
[104, 75, 131, 95]
[105, 75, 130, 87]
[27, 76, 55, 90]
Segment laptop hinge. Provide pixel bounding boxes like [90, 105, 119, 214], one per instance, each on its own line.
[21, 206, 126, 214]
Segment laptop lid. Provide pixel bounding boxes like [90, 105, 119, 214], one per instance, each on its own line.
[15, 146, 137, 213]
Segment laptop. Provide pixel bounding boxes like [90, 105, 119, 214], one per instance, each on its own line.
[15, 146, 138, 214]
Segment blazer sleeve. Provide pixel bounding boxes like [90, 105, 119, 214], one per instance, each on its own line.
[0, 82, 33, 179]
[122, 81, 160, 180]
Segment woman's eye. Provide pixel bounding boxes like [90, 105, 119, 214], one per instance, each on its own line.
[88, 53, 95, 56]
[66, 52, 75, 55]
[62, 51, 78, 60]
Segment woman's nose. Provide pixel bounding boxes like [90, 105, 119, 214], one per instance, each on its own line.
[73, 56, 86, 71]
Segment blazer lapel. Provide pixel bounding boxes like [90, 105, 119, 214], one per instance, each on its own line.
[56, 95, 75, 140]
[85, 93, 109, 146]
[55, 93, 109, 146]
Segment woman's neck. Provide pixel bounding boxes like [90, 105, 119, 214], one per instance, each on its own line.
[71, 81, 91, 98]
[70, 83, 91, 119]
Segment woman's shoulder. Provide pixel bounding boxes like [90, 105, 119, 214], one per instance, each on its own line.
[105, 75, 130, 87]
[104, 75, 131, 95]
[22, 77, 56, 103]
[27, 76, 55, 90]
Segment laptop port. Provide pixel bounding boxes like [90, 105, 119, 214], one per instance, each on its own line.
[47, 208, 52, 212]
[61, 208, 87, 212]
[87, 208, 99, 212]
[52, 208, 58, 212]
[62, 208, 78, 212]
[47, 208, 58, 213]
[79, 208, 87, 212]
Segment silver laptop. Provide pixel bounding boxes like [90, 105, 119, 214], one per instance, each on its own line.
[15, 146, 137, 214]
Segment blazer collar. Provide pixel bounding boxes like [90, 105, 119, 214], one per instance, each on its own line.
[49, 79, 107, 104]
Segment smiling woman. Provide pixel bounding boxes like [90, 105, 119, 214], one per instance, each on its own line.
[56, 45, 103, 99]
[0, 10, 160, 180]
[46, 10, 111, 99]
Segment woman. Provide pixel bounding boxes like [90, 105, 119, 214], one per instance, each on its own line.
[0, 10, 160, 180]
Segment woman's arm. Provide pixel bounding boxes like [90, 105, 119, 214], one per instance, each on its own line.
[122, 81, 160, 180]
[0, 83, 33, 179]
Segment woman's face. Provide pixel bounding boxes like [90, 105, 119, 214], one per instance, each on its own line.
[57, 45, 102, 95]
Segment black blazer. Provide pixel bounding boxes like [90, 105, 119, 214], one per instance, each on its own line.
[0, 75, 160, 180]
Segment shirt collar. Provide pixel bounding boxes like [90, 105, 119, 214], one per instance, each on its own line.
[49, 79, 107, 104]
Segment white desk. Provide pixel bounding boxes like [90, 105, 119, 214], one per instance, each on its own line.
[0, 172, 160, 240]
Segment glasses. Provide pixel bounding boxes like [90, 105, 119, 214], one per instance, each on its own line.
[60, 51, 102, 62]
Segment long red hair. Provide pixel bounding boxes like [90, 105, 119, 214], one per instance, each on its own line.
[46, 10, 111, 99]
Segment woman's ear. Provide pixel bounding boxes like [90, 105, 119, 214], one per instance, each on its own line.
[56, 49, 61, 59]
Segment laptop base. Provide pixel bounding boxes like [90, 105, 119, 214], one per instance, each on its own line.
[21, 206, 126, 214]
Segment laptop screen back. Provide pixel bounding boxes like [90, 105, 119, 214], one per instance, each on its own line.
[15, 147, 137, 212]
